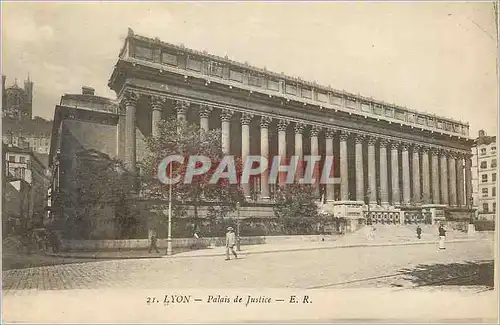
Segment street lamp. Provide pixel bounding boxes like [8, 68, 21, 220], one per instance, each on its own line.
[166, 161, 173, 256]
[236, 202, 241, 251]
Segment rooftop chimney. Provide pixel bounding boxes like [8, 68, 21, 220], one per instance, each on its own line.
[82, 86, 95, 96]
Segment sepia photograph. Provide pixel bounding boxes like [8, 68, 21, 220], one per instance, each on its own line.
[1, 1, 499, 323]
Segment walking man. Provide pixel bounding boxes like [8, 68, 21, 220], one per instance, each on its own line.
[416, 225, 422, 239]
[149, 232, 160, 253]
[225, 227, 238, 260]
[438, 224, 446, 250]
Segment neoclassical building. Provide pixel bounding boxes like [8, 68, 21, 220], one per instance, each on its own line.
[108, 29, 474, 229]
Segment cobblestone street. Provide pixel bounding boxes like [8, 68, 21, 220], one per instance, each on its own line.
[2, 239, 494, 292]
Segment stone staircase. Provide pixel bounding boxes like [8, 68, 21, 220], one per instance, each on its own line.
[335, 224, 471, 245]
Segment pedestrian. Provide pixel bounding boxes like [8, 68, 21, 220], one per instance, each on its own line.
[149, 233, 160, 253]
[416, 225, 422, 239]
[225, 227, 238, 260]
[438, 224, 446, 250]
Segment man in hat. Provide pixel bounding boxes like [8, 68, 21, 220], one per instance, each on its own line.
[225, 227, 238, 260]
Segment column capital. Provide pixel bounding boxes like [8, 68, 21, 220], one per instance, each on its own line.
[390, 141, 400, 150]
[431, 147, 441, 156]
[379, 138, 390, 147]
[220, 108, 234, 122]
[240, 112, 254, 125]
[339, 130, 350, 141]
[401, 142, 410, 151]
[367, 136, 377, 146]
[294, 122, 305, 134]
[198, 104, 213, 118]
[260, 116, 272, 128]
[151, 95, 166, 111]
[440, 149, 451, 157]
[354, 133, 365, 144]
[277, 119, 290, 132]
[174, 100, 190, 114]
[310, 126, 321, 137]
[122, 90, 139, 107]
[420, 145, 430, 153]
[325, 128, 336, 139]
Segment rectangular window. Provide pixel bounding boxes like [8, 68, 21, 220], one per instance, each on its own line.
[187, 58, 202, 71]
[161, 52, 178, 66]
[285, 84, 297, 95]
[317, 92, 328, 103]
[480, 148, 487, 155]
[135, 46, 153, 60]
[373, 105, 383, 115]
[346, 98, 357, 109]
[492, 173, 496, 181]
[248, 75, 262, 87]
[491, 146, 497, 153]
[437, 121, 443, 129]
[483, 203, 489, 212]
[480, 161, 487, 169]
[361, 102, 371, 113]
[331, 95, 342, 106]
[491, 159, 497, 168]
[267, 80, 280, 91]
[482, 174, 488, 183]
[482, 188, 489, 197]
[19, 157, 25, 164]
[394, 110, 405, 121]
[417, 116, 426, 125]
[427, 118, 436, 127]
[9, 156, 15, 162]
[385, 108, 394, 118]
[492, 187, 496, 197]
[229, 70, 243, 82]
[301, 88, 312, 99]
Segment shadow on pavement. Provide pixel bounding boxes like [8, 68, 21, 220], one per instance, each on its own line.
[400, 260, 494, 288]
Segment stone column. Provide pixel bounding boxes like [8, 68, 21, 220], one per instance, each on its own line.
[241, 113, 254, 199]
[431, 148, 440, 204]
[277, 119, 290, 186]
[412, 145, 421, 204]
[401, 143, 411, 205]
[310, 126, 321, 198]
[367, 137, 377, 204]
[123, 91, 138, 172]
[220, 109, 233, 154]
[440, 150, 449, 205]
[421, 147, 431, 204]
[199, 104, 213, 132]
[294, 122, 305, 180]
[390, 141, 400, 206]
[339, 131, 350, 201]
[456, 154, 465, 207]
[448, 152, 458, 207]
[465, 154, 473, 207]
[260, 117, 272, 200]
[325, 129, 335, 202]
[379, 139, 389, 206]
[151, 95, 165, 138]
[175, 100, 189, 123]
[355, 134, 365, 202]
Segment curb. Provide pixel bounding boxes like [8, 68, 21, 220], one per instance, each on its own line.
[45, 237, 485, 260]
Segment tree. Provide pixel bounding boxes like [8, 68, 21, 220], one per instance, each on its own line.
[140, 119, 245, 234]
[273, 184, 320, 235]
[64, 149, 135, 239]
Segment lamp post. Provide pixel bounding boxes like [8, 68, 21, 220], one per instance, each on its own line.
[236, 202, 241, 251]
[166, 161, 173, 256]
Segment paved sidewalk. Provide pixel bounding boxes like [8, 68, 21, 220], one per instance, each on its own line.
[44, 233, 491, 260]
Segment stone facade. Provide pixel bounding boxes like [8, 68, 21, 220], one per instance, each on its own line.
[106, 29, 475, 229]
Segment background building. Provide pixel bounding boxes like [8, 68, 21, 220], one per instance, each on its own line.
[472, 130, 497, 221]
[2, 75, 33, 120]
[3, 143, 50, 234]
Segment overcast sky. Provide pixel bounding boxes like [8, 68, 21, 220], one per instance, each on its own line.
[2, 1, 498, 137]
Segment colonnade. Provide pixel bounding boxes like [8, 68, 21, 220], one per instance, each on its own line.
[121, 91, 473, 207]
